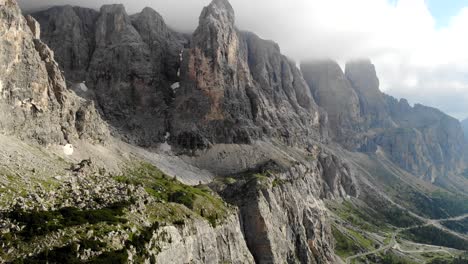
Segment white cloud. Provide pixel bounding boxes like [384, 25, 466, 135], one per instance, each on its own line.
[17, 0, 468, 119]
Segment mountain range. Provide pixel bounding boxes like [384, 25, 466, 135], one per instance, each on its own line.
[1, 0, 468, 263]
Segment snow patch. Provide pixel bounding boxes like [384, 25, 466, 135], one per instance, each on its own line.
[171, 82, 180, 90]
[179, 49, 184, 62]
[72, 82, 88, 92]
[78, 82, 88, 92]
[313, 112, 320, 125]
[159, 132, 172, 153]
[177, 49, 184, 77]
[63, 144, 74, 156]
[0, 80, 3, 94]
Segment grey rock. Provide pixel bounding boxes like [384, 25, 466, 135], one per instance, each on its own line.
[33, 5, 187, 147]
[24, 15, 40, 39]
[345, 59, 391, 128]
[171, 0, 324, 149]
[302, 58, 466, 180]
[0, 0, 108, 145]
[315, 58, 465, 180]
[218, 159, 356, 264]
[150, 214, 255, 264]
[462, 118, 468, 140]
[33, 5, 99, 81]
[381, 97, 465, 180]
[301, 60, 361, 145]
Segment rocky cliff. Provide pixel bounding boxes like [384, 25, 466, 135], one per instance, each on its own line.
[2, 1, 358, 263]
[171, 0, 324, 149]
[461, 118, 468, 140]
[0, 0, 107, 145]
[301, 60, 361, 145]
[32, 0, 326, 150]
[33, 4, 187, 147]
[210, 145, 357, 264]
[301, 59, 466, 181]
[3, 0, 468, 263]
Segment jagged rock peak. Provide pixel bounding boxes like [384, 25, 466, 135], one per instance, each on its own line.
[200, 0, 235, 25]
[345, 59, 380, 92]
[96, 4, 141, 46]
[301, 59, 361, 141]
[132, 6, 170, 40]
[138, 6, 165, 23]
[100, 3, 125, 13]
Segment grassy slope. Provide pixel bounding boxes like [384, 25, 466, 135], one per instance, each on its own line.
[329, 151, 468, 263]
[2, 162, 230, 263]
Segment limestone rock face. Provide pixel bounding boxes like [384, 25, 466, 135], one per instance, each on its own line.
[33, 5, 187, 147]
[462, 118, 468, 140]
[345, 59, 391, 128]
[348, 61, 465, 179]
[147, 214, 255, 264]
[379, 97, 466, 181]
[33, 6, 99, 81]
[171, 0, 324, 149]
[301, 60, 361, 145]
[0, 1, 108, 144]
[219, 157, 357, 264]
[302, 58, 466, 180]
[24, 15, 40, 39]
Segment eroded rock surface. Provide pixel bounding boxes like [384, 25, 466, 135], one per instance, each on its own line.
[302, 59, 466, 180]
[0, 1, 108, 144]
[33, 4, 187, 147]
[301, 60, 361, 146]
[216, 153, 357, 264]
[171, 0, 324, 149]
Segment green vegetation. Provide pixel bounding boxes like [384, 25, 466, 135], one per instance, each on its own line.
[429, 256, 468, 264]
[421, 251, 454, 262]
[272, 178, 286, 188]
[393, 185, 468, 220]
[89, 250, 128, 264]
[441, 218, 468, 234]
[359, 157, 468, 219]
[332, 225, 375, 258]
[13, 241, 128, 264]
[381, 253, 418, 264]
[333, 226, 361, 258]
[401, 226, 468, 250]
[430, 191, 468, 218]
[356, 252, 418, 264]
[117, 162, 229, 227]
[330, 200, 422, 232]
[5, 201, 129, 240]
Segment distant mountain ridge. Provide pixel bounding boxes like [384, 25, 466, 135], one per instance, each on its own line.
[301, 59, 466, 183]
[462, 117, 468, 139]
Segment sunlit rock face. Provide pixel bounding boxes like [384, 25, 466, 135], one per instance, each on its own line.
[171, 0, 325, 149]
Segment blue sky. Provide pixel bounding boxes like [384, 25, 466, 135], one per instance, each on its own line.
[426, 0, 468, 27]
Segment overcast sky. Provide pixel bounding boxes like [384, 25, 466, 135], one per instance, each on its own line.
[17, 0, 468, 120]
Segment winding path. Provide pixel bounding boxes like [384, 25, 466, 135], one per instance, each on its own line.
[344, 214, 468, 264]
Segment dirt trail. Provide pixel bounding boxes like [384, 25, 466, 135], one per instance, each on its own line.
[344, 214, 468, 263]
